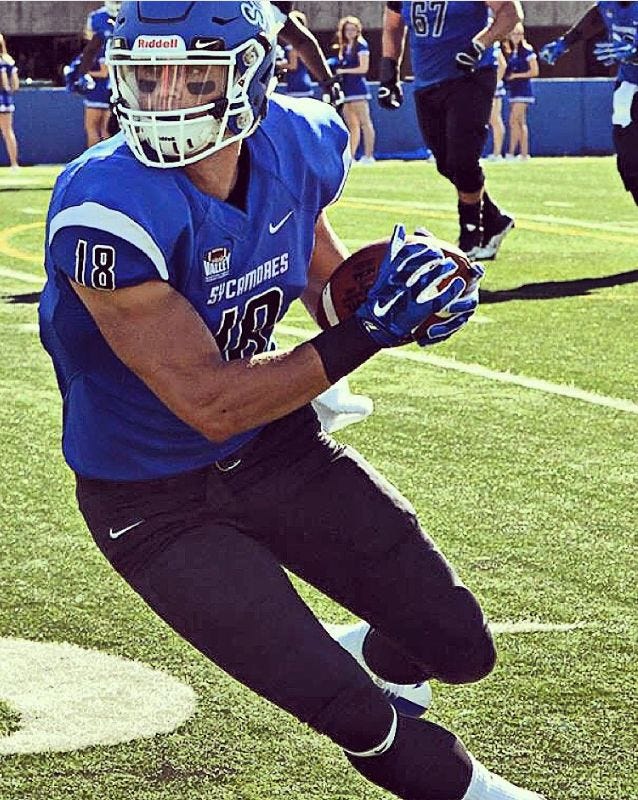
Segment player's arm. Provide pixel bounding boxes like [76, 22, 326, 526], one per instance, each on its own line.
[10, 65, 19, 92]
[382, 4, 406, 64]
[279, 14, 332, 83]
[539, 5, 605, 64]
[70, 276, 330, 442]
[78, 34, 103, 76]
[301, 211, 349, 322]
[379, 4, 406, 109]
[0, 69, 9, 93]
[479, 2, 523, 48]
[561, 4, 606, 47]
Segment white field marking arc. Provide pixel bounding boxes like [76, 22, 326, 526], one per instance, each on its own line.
[0, 637, 197, 755]
[277, 324, 638, 415]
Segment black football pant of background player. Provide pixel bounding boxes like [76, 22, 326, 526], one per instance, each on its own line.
[76, 405, 496, 800]
[613, 88, 638, 206]
[413, 68, 505, 235]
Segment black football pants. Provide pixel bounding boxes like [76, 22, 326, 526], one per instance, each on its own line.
[414, 68, 497, 194]
[76, 405, 495, 753]
[613, 84, 638, 205]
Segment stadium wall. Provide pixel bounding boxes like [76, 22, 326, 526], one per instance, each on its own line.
[2, 79, 614, 167]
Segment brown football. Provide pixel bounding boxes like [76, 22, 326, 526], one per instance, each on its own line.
[316, 233, 473, 341]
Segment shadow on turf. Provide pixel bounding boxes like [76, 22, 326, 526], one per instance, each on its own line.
[479, 269, 638, 303]
[2, 269, 638, 307]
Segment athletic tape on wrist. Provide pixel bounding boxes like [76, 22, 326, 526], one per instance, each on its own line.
[343, 706, 398, 758]
[310, 315, 381, 384]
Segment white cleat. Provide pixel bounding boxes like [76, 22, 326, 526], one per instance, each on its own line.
[465, 757, 548, 800]
[324, 621, 432, 717]
[312, 378, 373, 433]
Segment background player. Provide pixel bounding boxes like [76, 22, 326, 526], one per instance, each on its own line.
[79, 1, 120, 146]
[379, 1, 522, 261]
[39, 3, 545, 799]
[540, 1, 638, 205]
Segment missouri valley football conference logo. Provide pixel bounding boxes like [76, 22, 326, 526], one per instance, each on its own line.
[203, 247, 231, 282]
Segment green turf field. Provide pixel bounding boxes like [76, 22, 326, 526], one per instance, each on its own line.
[0, 159, 636, 800]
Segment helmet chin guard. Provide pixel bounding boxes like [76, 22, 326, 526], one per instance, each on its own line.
[106, 2, 277, 168]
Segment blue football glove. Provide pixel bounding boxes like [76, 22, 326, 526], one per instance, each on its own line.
[416, 262, 484, 347]
[539, 38, 568, 65]
[594, 35, 638, 65]
[455, 40, 486, 73]
[355, 225, 468, 348]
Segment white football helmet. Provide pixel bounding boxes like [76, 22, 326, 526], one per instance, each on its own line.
[106, 1, 277, 168]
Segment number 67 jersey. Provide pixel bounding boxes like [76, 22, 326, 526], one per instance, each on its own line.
[39, 95, 350, 481]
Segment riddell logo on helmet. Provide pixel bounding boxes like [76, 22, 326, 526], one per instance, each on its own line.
[133, 36, 185, 50]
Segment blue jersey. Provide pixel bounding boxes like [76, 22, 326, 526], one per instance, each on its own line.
[340, 38, 370, 100]
[0, 59, 16, 112]
[392, 1, 497, 88]
[597, 1, 638, 84]
[39, 96, 350, 481]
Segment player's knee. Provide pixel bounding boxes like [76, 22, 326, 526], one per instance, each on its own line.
[409, 586, 497, 684]
[434, 623, 496, 684]
[308, 681, 395, 754]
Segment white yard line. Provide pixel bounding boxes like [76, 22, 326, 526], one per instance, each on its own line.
[3, 268, 636, 415]
[343, 196, 638, 236]
[0, 266, 43, 284]
[277, 324, 638, 415]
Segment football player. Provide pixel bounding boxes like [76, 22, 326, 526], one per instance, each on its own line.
[540, 1, 638, 205]
[379, 1, 522, 261]
[78, 1, 121, 146]
[40, 4, 544, 799]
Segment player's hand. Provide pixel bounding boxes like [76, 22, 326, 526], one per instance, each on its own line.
[321, 76, 345, 108]
[594, 35, 638, 65]
[378, 56, 403, 109]
[416, 262, 484, 347]
[539, 38, 568, 65]
[455, 39, 486, 73]
[355, 225, 467, 348]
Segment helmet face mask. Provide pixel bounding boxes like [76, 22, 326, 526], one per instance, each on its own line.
[106, 2, 276, 168]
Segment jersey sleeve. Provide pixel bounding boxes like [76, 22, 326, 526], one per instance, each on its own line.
[358, 38, 370, 55]
[312, 105, 351, 208]
[47, 158, 188, 291]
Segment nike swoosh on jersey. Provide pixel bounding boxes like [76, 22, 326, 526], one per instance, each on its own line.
[109, 519, 145, 540]
[373, 293, 402, 317]
[269, 211, 293, 235]
[194, 40, 219, 49]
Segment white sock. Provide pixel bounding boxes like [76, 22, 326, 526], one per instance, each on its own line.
[462, 757, 545, 800]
